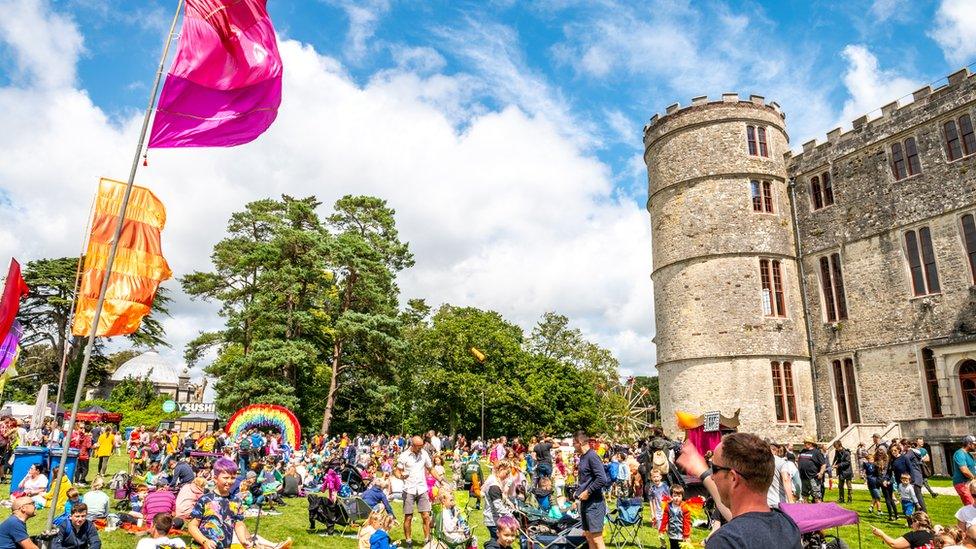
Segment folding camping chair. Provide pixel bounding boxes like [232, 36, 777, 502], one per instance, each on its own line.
[338, 496, 374, 536]
[607, 497, 643, 549]
[430, 503, 475, 549]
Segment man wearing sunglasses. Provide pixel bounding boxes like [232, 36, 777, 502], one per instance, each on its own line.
[676, 432, 801, 548]
[0, 496, 39, 549]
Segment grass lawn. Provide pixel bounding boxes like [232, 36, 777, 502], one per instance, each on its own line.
[10, 454, 969, 548]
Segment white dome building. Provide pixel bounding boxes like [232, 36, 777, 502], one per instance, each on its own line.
[108, 351, 196, 402]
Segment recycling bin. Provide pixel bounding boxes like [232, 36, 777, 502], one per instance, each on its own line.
[10, 446, 48, 493]
[47, 447, 79, 483]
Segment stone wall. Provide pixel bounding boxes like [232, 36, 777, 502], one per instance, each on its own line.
[645, 97, 814, 442]
[789, 69, 976, 437]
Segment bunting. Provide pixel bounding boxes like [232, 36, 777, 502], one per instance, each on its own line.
[148, 0, 283, 148]
[0, 321, 22, 374]
[71, 178, 172, 337]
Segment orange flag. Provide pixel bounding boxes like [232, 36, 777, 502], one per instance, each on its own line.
[72, 178, 172, 337]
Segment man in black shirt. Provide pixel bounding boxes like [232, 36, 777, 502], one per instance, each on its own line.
[797, 437, 826, 503]
[677, 432, 801, 548]
[532, 436, 554, 485]
[573, 431, 608, 549]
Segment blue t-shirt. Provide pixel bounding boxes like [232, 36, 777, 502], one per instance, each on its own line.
[705, 509, 801, 549]
[953, 448, 976, 485]
[0, 515, 29, 549]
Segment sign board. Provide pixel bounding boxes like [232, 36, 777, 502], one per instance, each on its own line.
[162, 400, 176, 413]
[703, 410, 721, 432]
[180, 402, 216, 414]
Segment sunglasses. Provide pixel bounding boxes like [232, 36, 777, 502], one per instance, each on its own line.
[710, 463, 749, 479]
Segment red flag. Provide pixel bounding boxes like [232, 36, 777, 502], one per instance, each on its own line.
[0, 259, 28, 340]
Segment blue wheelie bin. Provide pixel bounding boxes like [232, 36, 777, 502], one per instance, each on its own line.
[47, 447, 80, 483]
[10, 446, 48, 491]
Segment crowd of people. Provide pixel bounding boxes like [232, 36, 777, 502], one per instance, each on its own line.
[0, 417, 973, 549]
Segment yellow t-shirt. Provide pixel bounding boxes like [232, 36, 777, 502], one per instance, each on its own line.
[94, 432, 114, 458]
[198, 436, 216, 453]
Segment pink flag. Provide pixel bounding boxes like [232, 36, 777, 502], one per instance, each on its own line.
[148, 0, 283, 148]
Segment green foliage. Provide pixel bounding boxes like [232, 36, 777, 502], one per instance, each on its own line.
[183, 195, 627, 439]
[80, 395, 181, 430]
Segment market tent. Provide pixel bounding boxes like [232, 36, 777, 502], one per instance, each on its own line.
[76, 406, 122, 424]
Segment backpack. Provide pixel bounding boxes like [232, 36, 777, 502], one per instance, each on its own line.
[652, 450, 670, 475]
[239, 438, 252, 451]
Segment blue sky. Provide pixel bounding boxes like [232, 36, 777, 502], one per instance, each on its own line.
[0, 0, 973, 378]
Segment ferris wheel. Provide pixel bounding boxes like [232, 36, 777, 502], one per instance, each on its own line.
[601, 377, 657, 442]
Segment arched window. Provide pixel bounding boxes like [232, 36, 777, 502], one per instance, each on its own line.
[961, 360, 976, 416]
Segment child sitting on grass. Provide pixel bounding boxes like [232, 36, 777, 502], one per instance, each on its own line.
[369, 513, 397, 549]
[359, 509, 384, 549]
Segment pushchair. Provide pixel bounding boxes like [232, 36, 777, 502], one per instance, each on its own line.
[323, 457, 367, 494]
[109, 471, 134, 511]
[513, 499, 580, 539]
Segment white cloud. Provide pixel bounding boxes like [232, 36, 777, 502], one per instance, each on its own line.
[326, 0, 391, 62]
[930, 0, 976, 66]
[0, 3, 657, 378]
[869, 0, 908, 23]
[836, 44, 922, 128]
[0, 0, 84, 88]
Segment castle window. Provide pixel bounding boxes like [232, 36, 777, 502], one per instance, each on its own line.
[891, 142, 907, 180]
[833, 358, 861, 430]
[821, 172, 834, 206]
[944, 115, 976, 161]
[819, 253, 848, 322]
[810, 176, 823, 210]
[746, 125, 769, 157]
[771, 361, 798, 423]
[962, 213, 976, 284]
[922, 348, 943, 417]
[962, 114, 976, 156]
[751, 180, 774, 213]
[810, 172, 833, 210]
[760, 258, 786, 317]
[892, 138, 921, 180]
[905, 226, 940, 296]
[905, 137, 922, 176]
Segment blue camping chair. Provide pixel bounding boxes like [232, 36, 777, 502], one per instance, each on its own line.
[608, 497, 643, 549]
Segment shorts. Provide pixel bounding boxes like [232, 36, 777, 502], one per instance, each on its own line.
[801, 478, 822, 499]
[869, 488, 881, 500]
[403, 491, 431, 514]
[535, 462, 553, 479]
[956, 482, 975, 506]
[580, 500, 606, 533]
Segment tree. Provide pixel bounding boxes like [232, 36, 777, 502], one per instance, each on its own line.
[319, 195, 414, 435]
[182, 196, 334, 427]
[527, 312, 619, 384]
[16, 257, 170, 396]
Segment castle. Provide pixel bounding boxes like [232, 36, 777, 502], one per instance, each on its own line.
[644, 66, 976, 474]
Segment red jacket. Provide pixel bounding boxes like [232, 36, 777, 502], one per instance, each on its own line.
[658, 499, 692, 539]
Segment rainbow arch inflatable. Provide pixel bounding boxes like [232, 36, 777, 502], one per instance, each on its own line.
[225, 404, 301, 449]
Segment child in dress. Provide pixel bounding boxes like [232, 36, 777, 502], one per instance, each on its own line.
[647, 470, 669, 529]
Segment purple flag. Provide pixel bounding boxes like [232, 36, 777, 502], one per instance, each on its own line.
[148, 0, 283, 148]
[0, 321, 22, 373]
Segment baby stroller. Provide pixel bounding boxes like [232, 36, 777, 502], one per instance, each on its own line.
[514, 499, 579, 538]
[109, 472, 134, 511]
[323, 457, 366, 494]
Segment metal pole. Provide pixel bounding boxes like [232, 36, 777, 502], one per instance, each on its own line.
[480, 390, 484, 442]
[43, 0, 184, 534]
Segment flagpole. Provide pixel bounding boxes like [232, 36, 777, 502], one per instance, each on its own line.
[44, 0, 184, 535]
[52, 196, 95, 423]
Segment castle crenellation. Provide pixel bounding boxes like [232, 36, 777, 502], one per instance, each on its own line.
[644, 63, 976, 474]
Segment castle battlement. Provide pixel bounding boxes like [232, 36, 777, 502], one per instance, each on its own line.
[787, 66, 974, 166]
[643, 93, 785, 142]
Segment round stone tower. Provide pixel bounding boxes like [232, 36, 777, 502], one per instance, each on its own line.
[644, 94, 816, 442]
